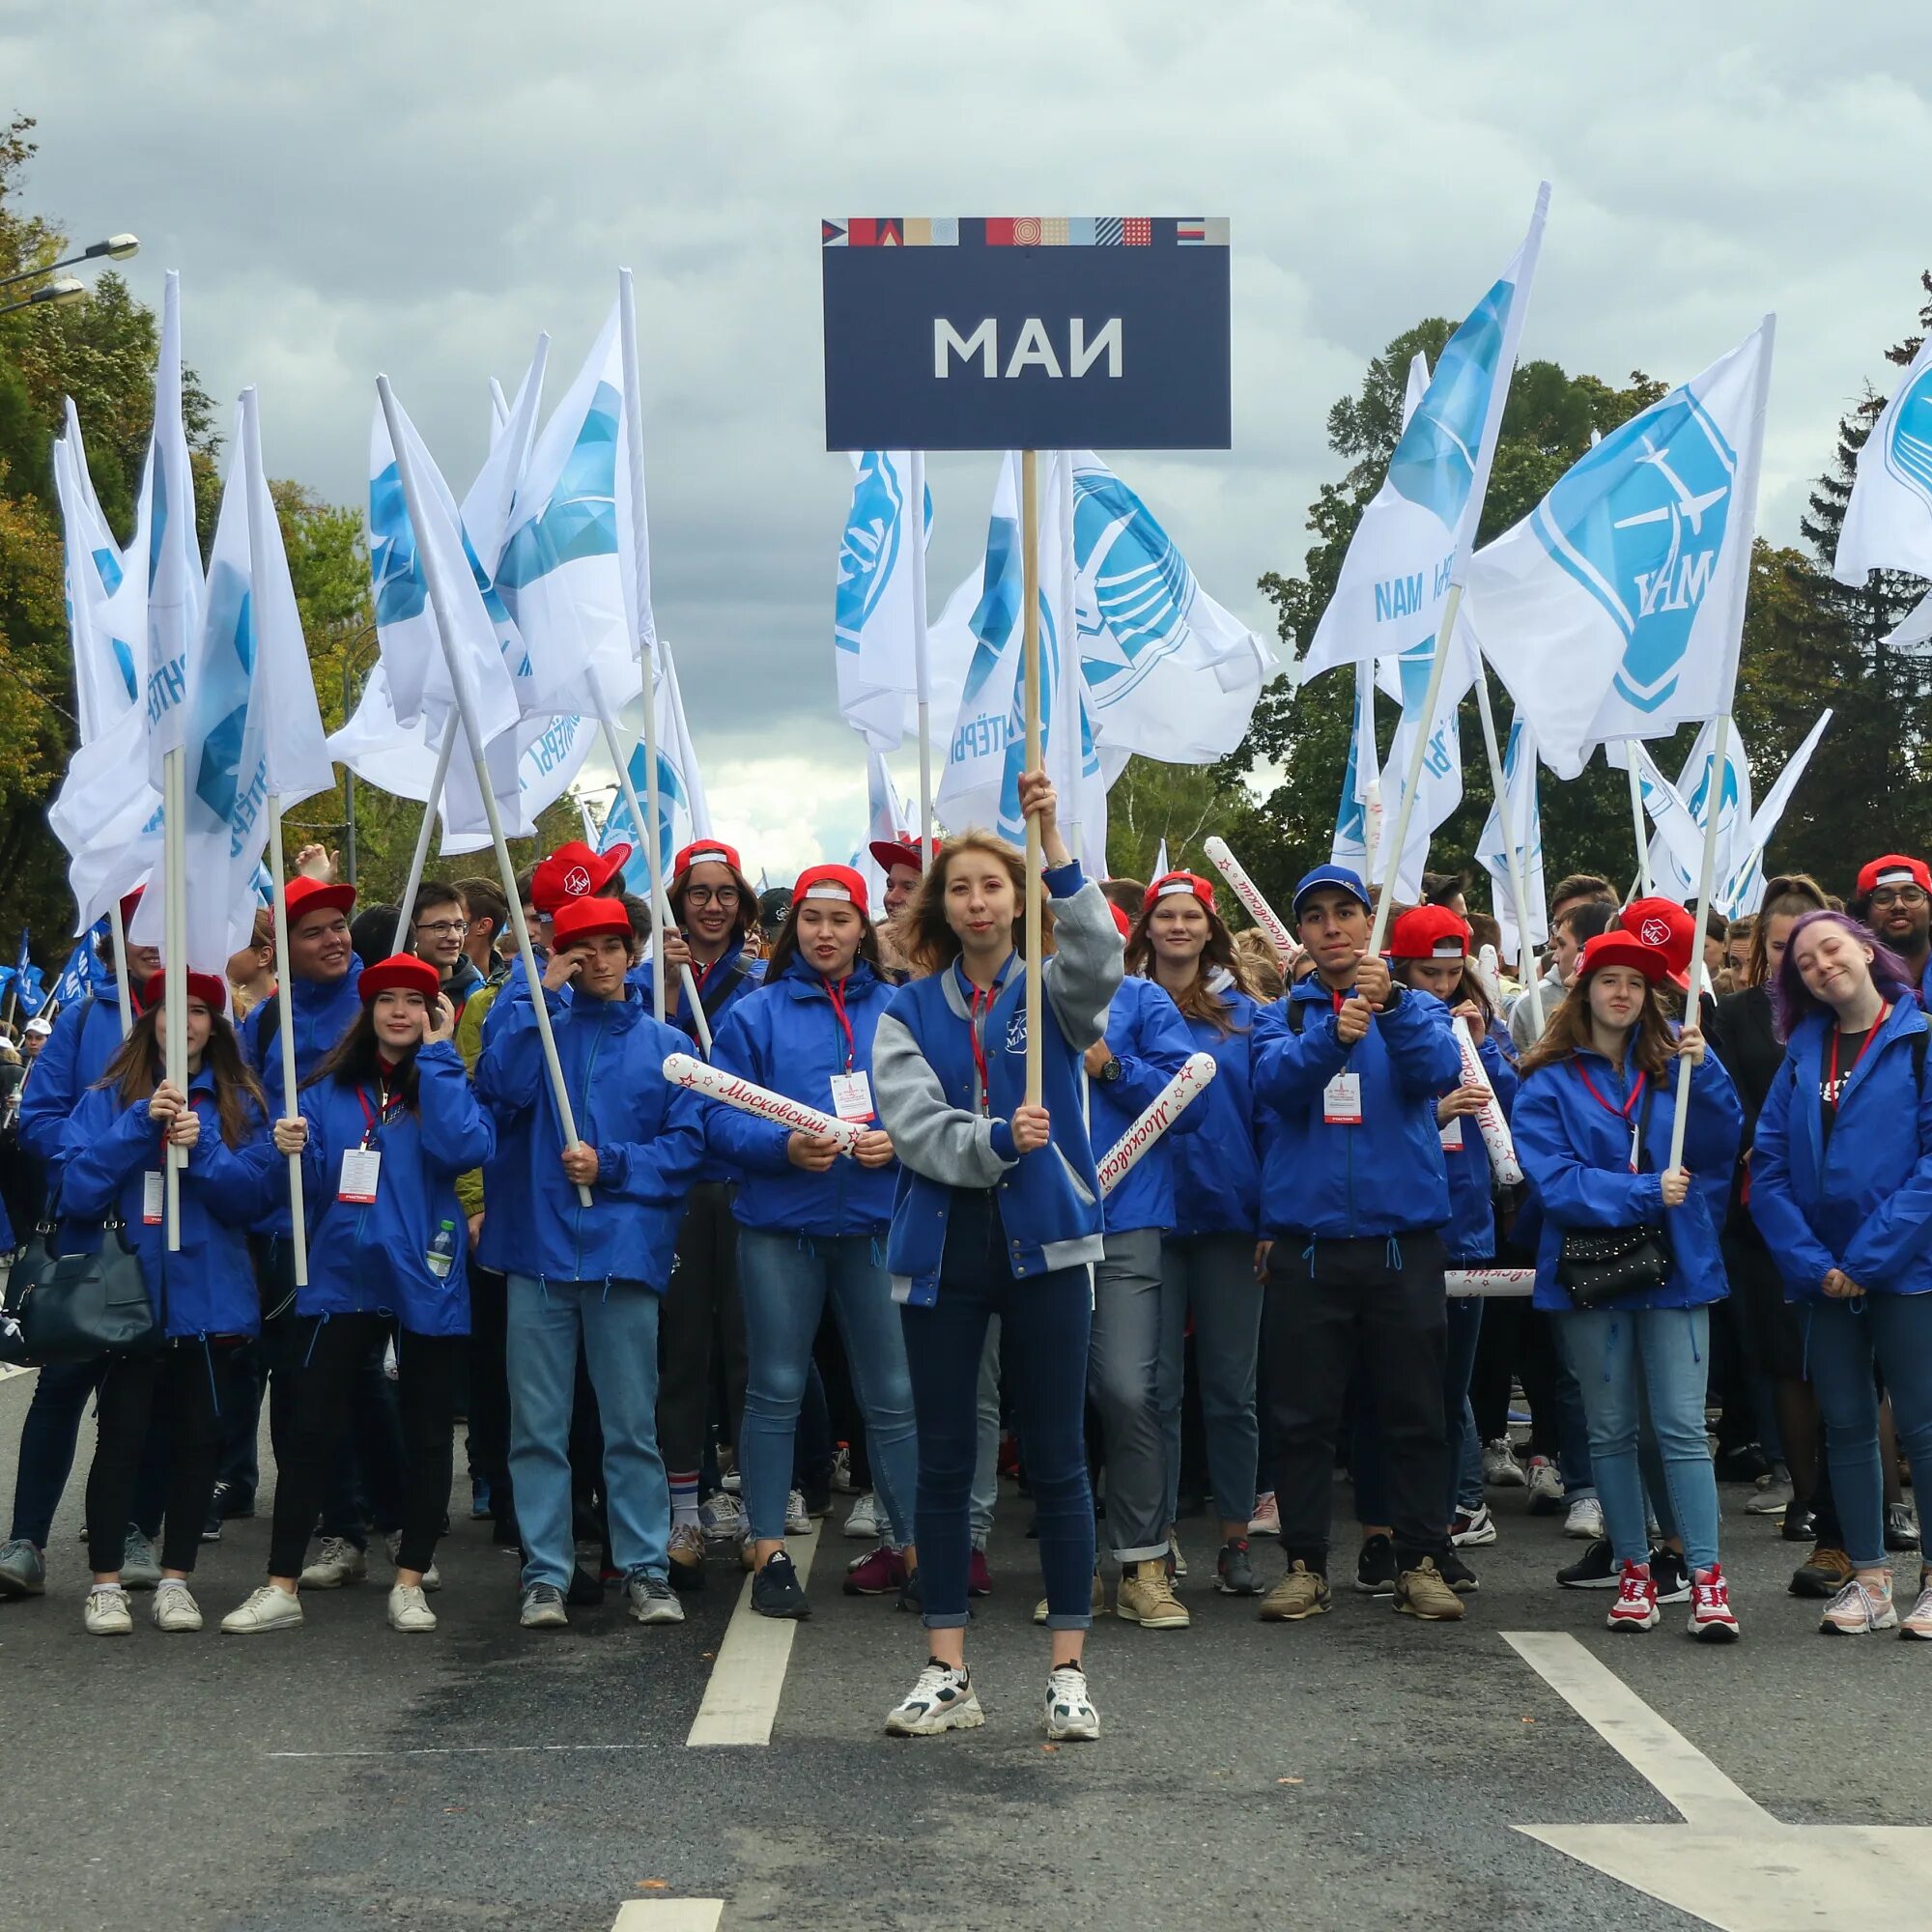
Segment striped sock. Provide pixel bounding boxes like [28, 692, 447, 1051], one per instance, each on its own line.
[669, 1472, 701, 1530]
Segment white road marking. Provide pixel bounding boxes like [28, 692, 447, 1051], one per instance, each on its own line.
[266, 1743, 662, 1760]
[0, 1363, 31, 1382]
[685, 1527, 822, 1748]
[610, 1901, 724, 1931]
[1504, 1631, 1932, 1929]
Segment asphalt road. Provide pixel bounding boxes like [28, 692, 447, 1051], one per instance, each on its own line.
[1, 1363, 1926, 1932]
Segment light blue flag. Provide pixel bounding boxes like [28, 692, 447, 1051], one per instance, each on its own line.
[1477, 718, 1547, 958]
[836, 449, 933, 751]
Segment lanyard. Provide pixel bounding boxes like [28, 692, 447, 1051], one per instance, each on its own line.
[1576, 1063, 1644, 1122]
[966, 985, 994, 1113]
[355, 1082, 401, 1147]
[824, 975, 857, 1072]
[1828, 1004, 1889, 1097]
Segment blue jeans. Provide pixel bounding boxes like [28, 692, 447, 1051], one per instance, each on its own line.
[1158, 1234, 1264, 1529]
[899, 1189, 1094, 1631]
[1804, 1293, 1932, 1571]
[738, 1229, 917, 1548]
[1559, 1306, 1719, 1573]
[505, 1274, 668, 1592]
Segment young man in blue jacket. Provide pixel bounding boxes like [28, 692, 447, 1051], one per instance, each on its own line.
[1250, 866, 1466, 1625]
[475, 895, 707, 1632]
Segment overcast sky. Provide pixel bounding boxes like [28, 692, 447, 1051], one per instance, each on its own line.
[11, 3, 1930, 874]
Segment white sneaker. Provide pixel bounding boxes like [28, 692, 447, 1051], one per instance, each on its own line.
[1043, 1663, 1100, 1742]
[885, 1660, 983, 1736]
[384, 1530, 440, 1591]
[700, 1490, 745, 1543]
[151, 1583, 203, 1633]
[830, 1443, 856, 1493]
[299, 1537, 368, 1589]
[387, 1583, 438, 1633]
[1564, 1495, 1605, 1541]
[84, 1585, 133, 1635]
[785, 1489, 812, 1536]
[843, 1492, 881, 1541]
[1525, 1457, 1566, 1513]
[1483, 1439, 1526, 1488]
[1248, 1492, 1280, 1538]
[221, 1583, 304, 1634]
[1450, 1503, 1497, 1548]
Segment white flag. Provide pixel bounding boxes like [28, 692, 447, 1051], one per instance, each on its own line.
[1374, 628, 1469, 900]
[53, 402, 141, 745]
[1476, 716, 1548, 958]
[1331, 664, 1380, 875]
[661, 638, 710, 837]
[1299, 185, 1549, 687]
[1632, 721, 1755, 904]
[856, 742, 914, 907]
[602, 655, 705, 891]
[835, 449, 932, 751]
[1471, 320, 1775, 779]
[1834, 330, 1932, 587]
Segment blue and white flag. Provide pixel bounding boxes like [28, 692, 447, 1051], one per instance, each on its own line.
[1833, 330, 1932, 650]
[1471, 319, 1775, 779]
[1633, 721, 1755, 905]
[1720, 710, 1832, 916]
[13, 961, 44, 1019]
[1299, 185, 1549, 688]
[1375, 620, 1469, 900]
[836, 449, 933, 752]
[661, 638, 710, 838]
[1476, 716, 1548, 960]
[603, 649, 707, 890]
[53, 401, 141, 745]
[856, 742, 914, 908]
[1331, 664, 1381, 876]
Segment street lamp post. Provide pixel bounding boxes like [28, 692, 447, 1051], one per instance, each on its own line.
[0, 277, 88, 320]
[0, 235, 138, 296]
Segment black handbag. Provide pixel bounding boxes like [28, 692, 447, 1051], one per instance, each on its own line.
[0, 1215, 55, 1366]
[1556, 1078, 1672, 1308]
[12, 1186, 160, 1363]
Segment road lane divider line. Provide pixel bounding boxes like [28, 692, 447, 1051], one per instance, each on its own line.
[611, 1900, 724, 1931]
[686, 1526, 822, 1748]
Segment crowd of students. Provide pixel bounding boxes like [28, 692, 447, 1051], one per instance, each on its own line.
[2, 781, 1931, 1740]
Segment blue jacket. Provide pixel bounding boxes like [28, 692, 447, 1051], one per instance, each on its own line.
[59, 1074, 279, 1338]
[1165, 981, 1267, 1239]
[18, 990, 130, 1179]
[871, 865, 1122, 1304]
[1437, 1018, 1519, 1264]
[706, 957, 897, 1237]
[1251, 978, 1463, 1240]
[1092, 975, 1201, 1235]
[242, 966, 365, 1236]
[1748, 1000, 1932, 1301]
[474, 981, 705, 1290]
[295, 1041, 497, 1335]
[636, 939, 767, 1185]
[1514, 1045, 1742, 1313]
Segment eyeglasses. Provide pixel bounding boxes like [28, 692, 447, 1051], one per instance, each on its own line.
[683, 886, 739, 908]
[1871, 887, 1928, 908]
[414, 919, 469, 937]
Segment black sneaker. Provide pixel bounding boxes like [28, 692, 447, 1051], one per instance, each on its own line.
[1436, 1547, 1480, 1594]
[1555, 1538, 1618, 1588]
[751, 1549, 811, 1620]
[897, 1566, 923, 1614]
[1353, 1532, 1397, 1596]
[1714, 1442, 1770, 1483]
[1216, 1539, 1261, 1596]
[201, 1479, 252, 1543]
[1780, 1504, 1818, 1544]
[1649, 1546, 1691, 1605]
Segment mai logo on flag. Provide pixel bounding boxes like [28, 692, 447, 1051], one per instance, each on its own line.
[369, 464, 428, 626]
[1385, 276, 1512, 527]
[1072, 469, 1197, 707]
[1685, 749, 1745, 836]
[1883, 363, 1932, 509]
[192, 557, 269, 853]
[1532, 388, 1736, 714]
[835, 451, 909, 654]
[497, 382, 623, 592]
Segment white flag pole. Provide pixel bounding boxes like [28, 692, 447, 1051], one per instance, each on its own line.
[106, 898, 134, 1039]
[391, 719, 459, 960]
[1472, 669, 1542, 1032]
[1624, 741, 1653, 896]
[1021, 448, 1043, 1108]
[162, 747, 187, 1248]
[617, 269, 668, 1027]
[376, 375, 591, 1207]
[910, 448, 933, 863]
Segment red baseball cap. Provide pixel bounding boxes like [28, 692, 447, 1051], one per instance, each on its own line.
[117, 886, 145, 928]
[1619, 897, 1693, 990]
[1577, 930, 1673, 986]
[793, 864, 869, 920]
[551, 896, 633, 951]
[284, 877, 356, 926]
[140, 969, 228, 1014]
[1142, 871, 1215, 912]
[1108, 902, 1132, 939]
[673, 839, 744, 881]
[869, 834, 941, 877]
[1388, 905, 1472, 961]
[531, 840, 630, 916]
[357, 954, 440, 1005]
[1857, 854, 1931, 896]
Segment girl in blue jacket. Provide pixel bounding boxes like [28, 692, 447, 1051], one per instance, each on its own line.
[706, 864, 913, 1622]
[1124, 870, 1270, 1600]
[871, 771, 1121, 1743]
[1748, 910, 1932, 1638]
[63, 971, 278, 1636]
[1515, 927, 1743, 1642]
[221, 954, 493, 1640]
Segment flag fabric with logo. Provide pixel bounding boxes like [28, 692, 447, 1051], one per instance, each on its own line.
[1331, 665, 1381, 875]
[54, 403, 142, 745]
[1470, 320, 1774, 779]
[835, 450, 932, 751]
[1720, 709, 1832, 915]
[857, 742, 914, 907]
[1632, 721, 1755, 905]
[47, 928, 106, 1011]
[1476, 716, 1548, 959]
[1374, 629, 1469, 900]
[1834, 330, 1932, 587]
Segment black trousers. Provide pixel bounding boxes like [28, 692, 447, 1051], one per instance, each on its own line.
[656, 1181, 747, 1475]
[1267, 1232, 1448, 1572]
[267, 1315, 461, 1578]
[466, 1262, 515, 1532]
[87, 1344, 235, 1577]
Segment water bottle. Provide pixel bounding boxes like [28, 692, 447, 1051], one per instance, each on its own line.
[426, 1219, 457, 1281]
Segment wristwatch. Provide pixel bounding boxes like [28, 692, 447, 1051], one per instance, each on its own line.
[1098, 1056, 1122, 1083]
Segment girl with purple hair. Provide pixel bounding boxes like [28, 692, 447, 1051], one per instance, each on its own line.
[1749, 910, 1932, 1638]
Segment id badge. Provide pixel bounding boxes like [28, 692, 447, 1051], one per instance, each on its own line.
[142, 1172, 164, 1226]
[1322, 1071, 1363, 1125]
[338, 1147, 382, 1205]
[829, 1071, 875, 1124]
[1439, 1116, 1464, 1151]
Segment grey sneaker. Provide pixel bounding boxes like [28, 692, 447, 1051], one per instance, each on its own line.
[0, 1538, 46, 1598]
[121, 1527, 162, 1589]
[299, 1536, 368, 1589]
[519, 1582, 569, 1630]
[624, 1571, 686, 1625]
[384, 1530, 440, 1591]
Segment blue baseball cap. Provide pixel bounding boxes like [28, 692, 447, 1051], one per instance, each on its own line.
[1292, 865, 1372, 918]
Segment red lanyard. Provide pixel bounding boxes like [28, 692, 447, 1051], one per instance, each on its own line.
[355, 1083, 400, 1146]
[1576, 1064, 1644, 1121]
[1829, 1004, 1889, 1096]
[966, 985, 994, 1113]
[824, 975, 856, 1071]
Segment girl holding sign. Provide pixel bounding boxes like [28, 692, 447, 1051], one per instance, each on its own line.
[871, 770, 1122, 1742]
[222, 955, 494, 1638]
[704, 864, 913, 1620]
[63, 973, 278, 1635]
